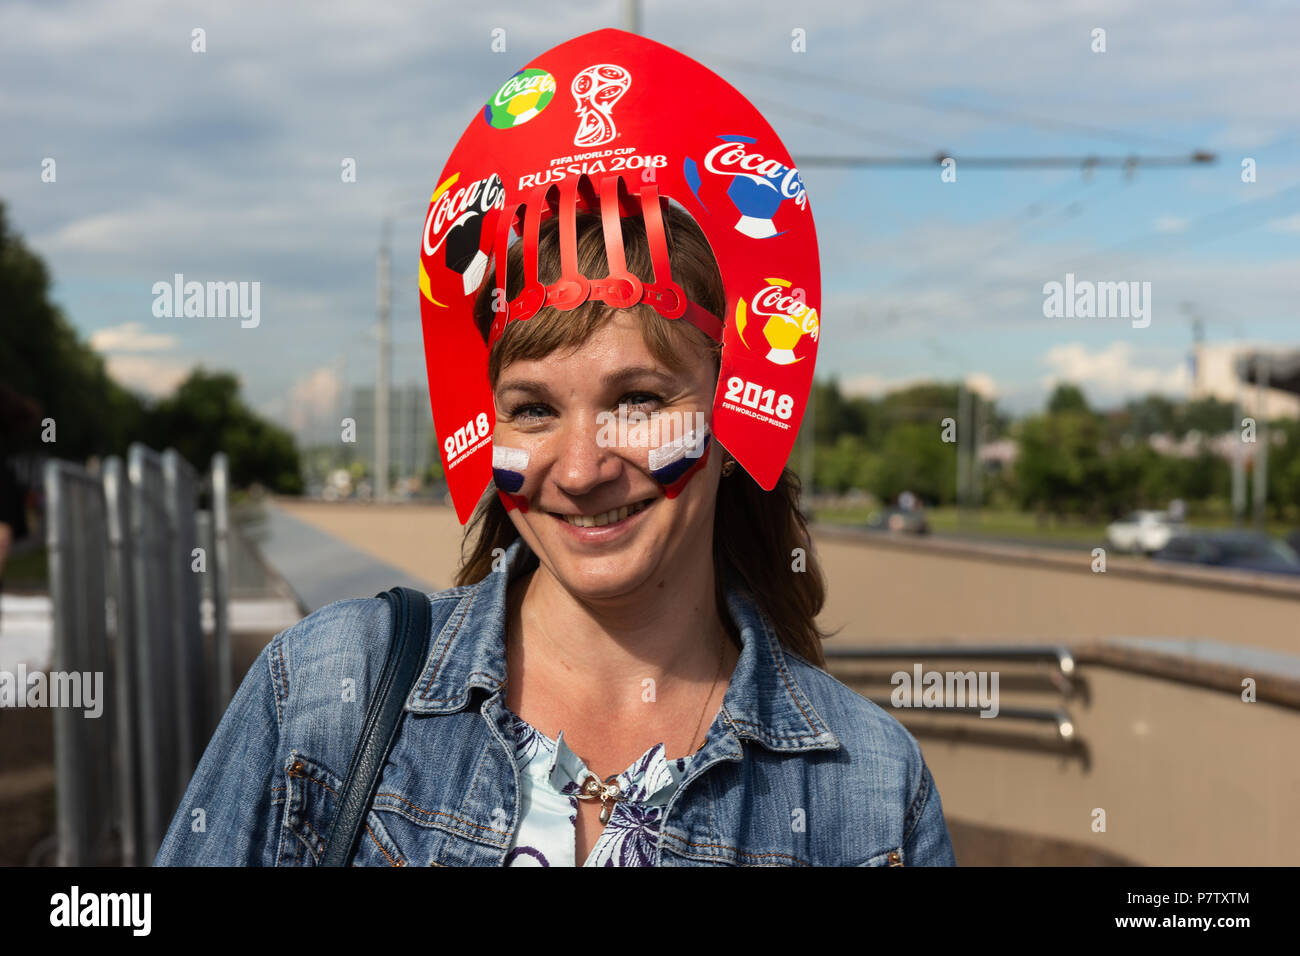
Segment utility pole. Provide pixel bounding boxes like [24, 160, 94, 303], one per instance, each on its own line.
[375, 215, 392, 502]
[971, 387, 984, 512]
[801, 381, 815, 513]
[1253, 356, 1270, 530]
[624, 0, 639, 33]
[956, 381, 971, 527]
[1232, 365, 1246, 528]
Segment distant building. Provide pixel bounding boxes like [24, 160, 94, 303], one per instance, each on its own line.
[1191, 343, 1300, 420]
[348, 384, 433, 481]
[978, 438, 1019, 470]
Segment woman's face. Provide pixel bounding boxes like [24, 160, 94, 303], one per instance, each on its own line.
[492, 309, 722, 601]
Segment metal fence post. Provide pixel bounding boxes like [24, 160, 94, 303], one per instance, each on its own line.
[162, 450, 205, 791]
[128, 443, 177, 861]
[210, 452, 232, 724]
[44, 460, 116, 866]
[102, 456, 142, 866]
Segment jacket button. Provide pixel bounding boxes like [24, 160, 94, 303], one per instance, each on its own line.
[887, 850, 902, 865]
[289, 760, 305, 776]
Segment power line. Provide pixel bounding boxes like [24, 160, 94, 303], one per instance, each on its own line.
[842, 181, 1300, 345]
[753, 97, 938, 152]
[692, 50, 1211, 153]
[866, 173, 1134, 302]
[799, 153, 1215, 169]
[754, 93, 1215, 171]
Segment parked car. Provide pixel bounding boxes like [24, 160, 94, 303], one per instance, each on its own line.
[1150, 530, 1300, 576]
[1105, 510, 1186, 554]
[1287, 529, 1300, 558]
[866, 507, 930, 535]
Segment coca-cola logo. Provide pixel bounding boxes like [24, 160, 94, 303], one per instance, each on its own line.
[423, 174, 505, 258]
[703, 141, 806, 207]
[751, 283, 819, 337]
[493, 71, 556, 107]
[485, 69, 557, 129]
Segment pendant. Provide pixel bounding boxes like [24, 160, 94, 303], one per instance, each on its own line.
[578, 772, 622, 825]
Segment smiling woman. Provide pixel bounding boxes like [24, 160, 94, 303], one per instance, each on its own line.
[153, 27, 956, 868]
[461, 208, 836, 864]
[462, 203, 827, 657]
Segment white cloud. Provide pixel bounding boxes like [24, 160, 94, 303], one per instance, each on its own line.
[88, 321, 178, 352]
[964, 371, 1000, 400]
[840, 372, 926, 396]
[839, 369, 998, 398]
[1040, 341, 1190, 400]
[102, 354, 193, 397]
[88, 319, 189, 397]
[285, 365, 344, 438]
[1153, 216, 1188, 233]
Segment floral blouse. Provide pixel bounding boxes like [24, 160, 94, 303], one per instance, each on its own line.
[501, 708, 692, 866]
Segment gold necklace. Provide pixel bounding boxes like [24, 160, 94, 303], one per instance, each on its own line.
[577, 629, 728, 825]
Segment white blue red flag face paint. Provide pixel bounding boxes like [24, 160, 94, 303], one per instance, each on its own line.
[491, 444, 530, 493]
[490, 416, 714, 516]
[420, 28, 821, 524]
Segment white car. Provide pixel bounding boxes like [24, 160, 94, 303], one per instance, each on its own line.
[1106, 510, 1186, 554]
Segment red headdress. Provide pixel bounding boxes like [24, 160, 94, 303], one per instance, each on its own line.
[419, 28, 821, 524]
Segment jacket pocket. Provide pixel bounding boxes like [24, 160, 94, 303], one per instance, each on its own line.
[277, 751, 409, 867]
[858, 847, 905, 867]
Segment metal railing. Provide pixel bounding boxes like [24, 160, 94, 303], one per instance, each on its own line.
[44, 461, 116, 867]
[43, 445, 231, 866]
[823, 644, 1079, 742]
[210, 453, 232, 726]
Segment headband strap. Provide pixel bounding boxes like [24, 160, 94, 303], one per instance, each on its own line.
[487, 174, 724, 349]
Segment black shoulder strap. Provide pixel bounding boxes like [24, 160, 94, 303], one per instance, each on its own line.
[321, 586, 433, 867]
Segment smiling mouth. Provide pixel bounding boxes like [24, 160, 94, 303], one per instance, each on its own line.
[550, 497, 655, 528]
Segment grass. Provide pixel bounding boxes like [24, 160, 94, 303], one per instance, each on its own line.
[2, 544, 48, 589]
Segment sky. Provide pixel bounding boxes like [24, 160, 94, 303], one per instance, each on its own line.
[2, 0, 1297, 447]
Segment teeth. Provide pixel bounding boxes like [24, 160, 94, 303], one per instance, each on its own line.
[562, 500, 648, 528]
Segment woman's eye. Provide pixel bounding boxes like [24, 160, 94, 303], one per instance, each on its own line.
[619, 392, 662, 411]
[509, 402, 552, 421]
[506, 393, 661, 421]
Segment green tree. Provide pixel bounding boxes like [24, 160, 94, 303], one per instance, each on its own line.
[1265, 418, 1300, 516]
[814, 434, 874, 493]
[146, 369, 303, 493]
[1046, 382, 1091, 415]
[1180, 396, 1235, 437]
[1122, 393, 1179, 437]
[0, 200, 146, 457]
[1013, 410, 1107, 518]
[872, 421, 958, 505]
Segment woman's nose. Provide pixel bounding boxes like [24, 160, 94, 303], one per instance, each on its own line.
[551, 415, 622, 496]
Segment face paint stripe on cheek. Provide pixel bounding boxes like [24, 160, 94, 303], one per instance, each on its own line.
[661, 441, 713, 499]
[498, 488, 530, 513]
[648, 421, 710, 485]
[492, 444, 530, 493]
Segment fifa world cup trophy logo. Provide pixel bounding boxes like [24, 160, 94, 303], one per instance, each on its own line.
[571, 64, 631, 147]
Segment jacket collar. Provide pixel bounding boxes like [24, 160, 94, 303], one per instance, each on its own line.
[407, 536, 840, 754]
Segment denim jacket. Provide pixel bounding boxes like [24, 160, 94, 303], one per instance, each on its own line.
[155, 537, 957, 866]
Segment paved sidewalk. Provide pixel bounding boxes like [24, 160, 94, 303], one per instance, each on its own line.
[253, 501, 437, 613]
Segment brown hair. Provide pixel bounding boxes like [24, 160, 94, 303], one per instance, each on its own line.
[454, 198, 833, 668]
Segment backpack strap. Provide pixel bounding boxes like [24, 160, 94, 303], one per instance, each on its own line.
[321, 586, 433, 867]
